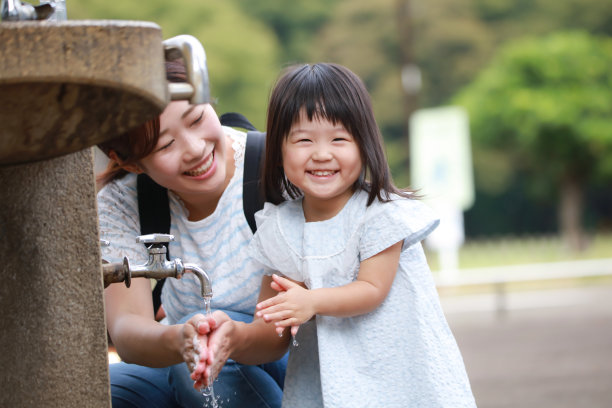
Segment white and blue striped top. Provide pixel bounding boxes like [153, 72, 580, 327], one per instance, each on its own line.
[97, 127, 265, 324]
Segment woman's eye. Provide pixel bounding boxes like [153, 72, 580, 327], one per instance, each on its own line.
[190, 111, 204, 127]
[156, 140, 174, 152]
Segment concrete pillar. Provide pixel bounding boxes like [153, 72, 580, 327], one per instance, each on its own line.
[0, 148, 110, 407]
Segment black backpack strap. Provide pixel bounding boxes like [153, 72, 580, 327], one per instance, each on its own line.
[136, 173, 169, 316]
[243, 131, 266, 233]
[219, 112, 257, 131]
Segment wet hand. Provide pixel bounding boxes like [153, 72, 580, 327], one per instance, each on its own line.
[181, 313, 216, 385]
[192, 310, 233, 390]
[256, 274, 312, 335]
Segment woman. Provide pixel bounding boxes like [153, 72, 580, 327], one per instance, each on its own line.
[97, 59, 289, 407]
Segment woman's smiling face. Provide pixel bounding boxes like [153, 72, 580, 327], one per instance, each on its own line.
[138, 101, 229, 199]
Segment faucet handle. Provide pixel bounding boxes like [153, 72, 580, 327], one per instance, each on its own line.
[136, 234, 175, 244]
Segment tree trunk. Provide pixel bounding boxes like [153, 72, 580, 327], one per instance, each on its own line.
[558, 176, 586, 251]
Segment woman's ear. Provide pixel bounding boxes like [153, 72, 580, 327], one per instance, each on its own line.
[108, 150, 144, 174]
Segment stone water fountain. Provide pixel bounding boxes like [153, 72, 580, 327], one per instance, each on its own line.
[0, 4, 210, 406]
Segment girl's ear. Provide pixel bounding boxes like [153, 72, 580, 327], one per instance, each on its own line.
[108, 150, 145, 174]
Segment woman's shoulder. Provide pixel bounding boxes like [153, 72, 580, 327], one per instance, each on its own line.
[97, 172, 138, 207]
[223, 126, 247, 165]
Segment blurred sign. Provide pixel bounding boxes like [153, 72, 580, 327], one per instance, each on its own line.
[410, 106, 474, 274]
[409, 106, 474, 210]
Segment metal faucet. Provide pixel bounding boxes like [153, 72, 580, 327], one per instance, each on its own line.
[1, 0, 55, 21]
[101, 234, 212, 299]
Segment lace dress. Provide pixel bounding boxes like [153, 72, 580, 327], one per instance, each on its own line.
[249, 190, 476, 408]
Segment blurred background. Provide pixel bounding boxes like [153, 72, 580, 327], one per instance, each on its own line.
[71, 0, 612, 406]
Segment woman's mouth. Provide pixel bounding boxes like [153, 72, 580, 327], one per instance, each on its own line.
[184, 153, 214, 177]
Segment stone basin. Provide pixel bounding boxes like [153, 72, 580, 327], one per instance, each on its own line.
[0, 20, 169, 165]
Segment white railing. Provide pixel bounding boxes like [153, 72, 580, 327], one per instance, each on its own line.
[434, 258, 612, 315]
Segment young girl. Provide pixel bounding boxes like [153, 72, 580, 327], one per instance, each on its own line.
[248, 63, 476, 407]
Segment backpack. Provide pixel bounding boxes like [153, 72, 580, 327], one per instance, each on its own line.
[137, 112, 265, 315]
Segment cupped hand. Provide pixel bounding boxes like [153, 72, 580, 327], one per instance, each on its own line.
[181, 313, 216, 385]
[191, 310, 234, 390]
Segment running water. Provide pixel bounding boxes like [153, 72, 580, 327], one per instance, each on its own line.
[200, 297, 219, 408]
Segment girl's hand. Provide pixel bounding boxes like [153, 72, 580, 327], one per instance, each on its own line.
[255, 274, 313, 336]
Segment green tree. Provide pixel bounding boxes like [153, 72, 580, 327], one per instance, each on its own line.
[455, 31, 612, 249]
[233, 0, 339, 63]
[68, 0, 281, 129]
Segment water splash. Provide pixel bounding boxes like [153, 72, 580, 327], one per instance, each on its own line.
[200, 296, 219, 407]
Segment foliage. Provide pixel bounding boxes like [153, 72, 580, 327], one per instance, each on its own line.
[67, 0, 281, 129]
[455, 31, 612, 193]
[412, 0, 612, 107]
[455, 31, 612, 241]
[233, 0, 339, 63]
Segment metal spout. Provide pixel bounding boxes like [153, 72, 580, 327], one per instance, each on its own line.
[183, 263, 213, 299]
[101, 234, 212, 299]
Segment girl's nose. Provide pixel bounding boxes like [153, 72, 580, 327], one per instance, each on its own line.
[312, 145, 332, 161]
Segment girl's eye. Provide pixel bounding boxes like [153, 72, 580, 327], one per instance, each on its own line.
[190, 111, 204, 127]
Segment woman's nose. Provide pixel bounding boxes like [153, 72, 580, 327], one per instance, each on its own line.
[182, 132, 206, 161]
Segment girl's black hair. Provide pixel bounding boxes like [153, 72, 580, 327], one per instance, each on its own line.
[263, 62, 413, 205]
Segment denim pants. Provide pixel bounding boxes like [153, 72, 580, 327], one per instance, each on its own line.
[109, 310, 287, 408]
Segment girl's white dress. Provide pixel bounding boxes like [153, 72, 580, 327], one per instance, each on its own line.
[249, 190, 476, 408]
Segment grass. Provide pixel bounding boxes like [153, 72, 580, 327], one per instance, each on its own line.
[425, 232, 612, 271]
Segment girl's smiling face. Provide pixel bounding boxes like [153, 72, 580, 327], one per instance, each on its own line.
[138, 101, 230, 201]
[282, 111, 362, 220]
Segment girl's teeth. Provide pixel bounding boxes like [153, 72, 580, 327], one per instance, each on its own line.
[311, 170, 335, 176]
[185, 154, 213, 176]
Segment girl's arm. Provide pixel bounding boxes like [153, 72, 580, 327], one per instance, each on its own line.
[255, 241, 403, 331]
[191, 275, 292, 388]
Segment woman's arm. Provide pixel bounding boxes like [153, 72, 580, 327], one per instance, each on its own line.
[255, 241, 403, 329]
[105, 277, 203, 367]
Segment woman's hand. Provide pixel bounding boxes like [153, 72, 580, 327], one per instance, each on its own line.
[255, 274, 312, 337]
[190, 310, 233, 390]
[181, 313, 216, 388]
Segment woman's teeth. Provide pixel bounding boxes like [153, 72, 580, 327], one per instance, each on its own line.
[184, 153, 213, 176]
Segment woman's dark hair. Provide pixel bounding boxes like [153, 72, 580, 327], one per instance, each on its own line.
[263, 62, 413, 205]
[96, 60, 188, 186]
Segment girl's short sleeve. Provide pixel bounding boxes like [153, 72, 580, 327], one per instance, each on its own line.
[359, 197, 439, 261]
[248, 202, 304, 281]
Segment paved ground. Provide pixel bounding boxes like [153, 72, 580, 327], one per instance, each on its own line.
[441, 283, 612, 408]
